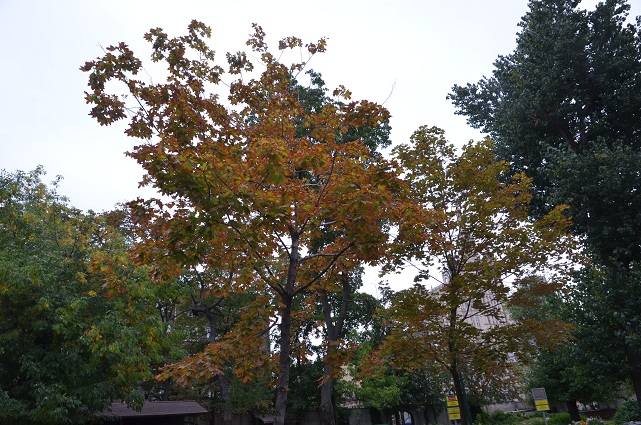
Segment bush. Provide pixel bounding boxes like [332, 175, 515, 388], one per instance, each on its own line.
[548, 413, 572, 425]
[614, 401, 641, 425]
[474, 410, 518, 425]
[474, 411, 490, 425]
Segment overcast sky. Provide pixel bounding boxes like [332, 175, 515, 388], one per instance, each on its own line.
[1, 0, 638, 291]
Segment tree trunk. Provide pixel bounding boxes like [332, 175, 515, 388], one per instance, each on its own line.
[625, 344, 641, 412]
[319, 336, 337, 425]
[319, 273, 350, 425]
[451, 367, 469, 425]
[566, 400, 580, 422]
[274, 232, 301, 425]
[274, 296, 293, 425]
[161, 378, 171, 400]
[370, 408, 383, 425]
[205, 306, 233, 425]
[382, 410, 390, 425]
[429, 404, 438, 425]
[612, 266, 641, 411]
[320, 368, 336, 425]
[218, 373, 232, 425]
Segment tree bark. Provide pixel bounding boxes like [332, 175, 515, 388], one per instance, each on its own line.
[274, 295, 293, 425]
[274, 232, 300, 425]
[625, 344, 641, 412]
[612, 267, 641, 410]
[320, 368, 336, 425]
[429, 404, 438, 425]
[218, 373, 232, 425]
[319, 273, 350, 425]
[205, 304, 233, 425]
[450, 366, 469, 425]
[566, 400, 580, 422]
[370, 408, 383, 425]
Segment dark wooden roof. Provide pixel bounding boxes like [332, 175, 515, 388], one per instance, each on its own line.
[100, 401, 208, 417]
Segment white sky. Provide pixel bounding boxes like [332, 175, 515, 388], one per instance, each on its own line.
[1, 0, 638, 294]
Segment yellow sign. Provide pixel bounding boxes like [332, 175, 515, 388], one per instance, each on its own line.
[532, 387, 550, 412]
[446, 396, 460, 421]
[448, 407, 461, 420]
[535, 399, 550, 411]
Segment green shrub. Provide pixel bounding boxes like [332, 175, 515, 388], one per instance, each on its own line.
[474, 410, 518, 425]
[474, 411, 490, 425]
[614, 401, 641, 425]
[548, 413, 572, 425]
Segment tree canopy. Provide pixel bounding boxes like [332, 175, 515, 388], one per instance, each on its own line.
[81, 21, 414, 425]
[0, 168, 173, 424]
[450, 1, 641, 251]
[4, 2, 634, 420]
[374, 126, 576, 425]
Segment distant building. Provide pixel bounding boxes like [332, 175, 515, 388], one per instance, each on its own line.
[431, 279, 514, 331]
[98, 400, 208, 425]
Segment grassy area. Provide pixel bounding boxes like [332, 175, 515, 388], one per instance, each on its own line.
[474, 411, 615, 425]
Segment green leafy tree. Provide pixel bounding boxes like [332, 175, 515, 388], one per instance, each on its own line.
[512, 280, 623, 421]
[353, 364, 448, 425]
[449, 0, 641, 406]
[0, 168, 172, 424]
[356, 368, 405, 424]
[352, 285, 449, 425]
[401, 369, 450, 425]
[287, 361, 324, 419]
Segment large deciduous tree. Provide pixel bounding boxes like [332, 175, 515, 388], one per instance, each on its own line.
[0, 168, 172, 424]
[374, 127, 576, 425]
[448, 0, 641, 405]
[82, 21, 411, 425]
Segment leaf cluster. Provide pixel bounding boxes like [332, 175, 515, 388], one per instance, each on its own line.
[81, 21, 411, 390]
[449, 0, 641, 266]
[0, 168, 174, 424]
[374, 127, 577, 405]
